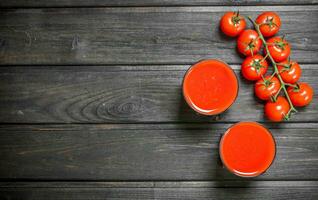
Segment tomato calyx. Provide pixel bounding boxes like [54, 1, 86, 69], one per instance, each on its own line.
[231, 11, 242, 25]
[277, 62, 292, 73]
[261, 76, 274, 87]
[262, 16, 278, 30]
[245, 40, 257, 55]
[251, 60, 265, 74]
[291, 83, 301, 93]
[273, 40, 287, 50]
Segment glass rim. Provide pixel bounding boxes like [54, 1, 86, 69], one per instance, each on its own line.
[219, 121, 277, 178]
[182, 59, 239, 116]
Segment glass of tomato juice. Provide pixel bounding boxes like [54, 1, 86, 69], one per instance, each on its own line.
[220, 122, 276, 177]
[183, 59, 238, 115]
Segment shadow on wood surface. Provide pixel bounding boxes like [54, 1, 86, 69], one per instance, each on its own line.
[176, 87, 255, 189]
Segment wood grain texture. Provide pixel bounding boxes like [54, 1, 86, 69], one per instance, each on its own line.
[1, 0, 317, 7]
[0, 123, 317, 180]
[0, 6, 317, 65]
[1, 1, 317, 199]
[0, 65, 317, 123]
[1, 181, 318, 200]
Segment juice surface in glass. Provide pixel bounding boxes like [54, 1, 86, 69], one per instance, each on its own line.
[183, 59, 238, 115]
[220, 122, 276, 177]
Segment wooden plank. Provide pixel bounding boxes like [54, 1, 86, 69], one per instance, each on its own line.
[0, 6, 317, 65]
[0, 181, 317, 200]
[1, 0, 317, 7]
[2, 180, 318, 188]
[0, 65, 317, 123]
[0, 123, 317, 180]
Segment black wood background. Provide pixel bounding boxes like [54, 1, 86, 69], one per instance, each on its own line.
[0, 0, 317, 199]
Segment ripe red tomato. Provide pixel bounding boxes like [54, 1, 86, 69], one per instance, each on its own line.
[256, 12, 281, 37]
[241, 54, 268, 81]
[267, 37, 290, 62]
[237, 29, 262, 56]
[265, 96, 290, 122]
[287, 82, 314, 107]
[254, 76, 281, 100]
[277, 60, 302, 84]
[220, 12, 246, 37]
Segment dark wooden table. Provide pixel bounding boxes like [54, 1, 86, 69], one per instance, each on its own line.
[0, 0, 317, 199]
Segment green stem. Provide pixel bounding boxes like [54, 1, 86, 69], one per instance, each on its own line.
[248, 17, 297, 118]
[269, 71, 276, 80]
[285, 83, 298, 88]
[273, 85, 282, 101]
[262, 53, 269, 61]
[261, 74, 266, 82]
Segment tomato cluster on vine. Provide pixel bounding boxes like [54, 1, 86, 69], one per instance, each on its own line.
[220, 11, 314, 121]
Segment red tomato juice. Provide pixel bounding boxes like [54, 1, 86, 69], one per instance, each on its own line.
[183, 59, 238, 115]
[220, 122, 276, 177]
